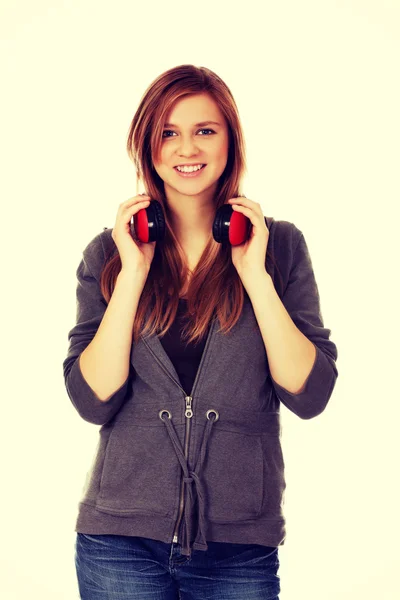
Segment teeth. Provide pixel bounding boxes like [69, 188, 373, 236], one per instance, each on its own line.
[176, 164, 204, 173]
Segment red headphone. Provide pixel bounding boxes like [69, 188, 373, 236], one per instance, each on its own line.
[133, 199, 252, 246]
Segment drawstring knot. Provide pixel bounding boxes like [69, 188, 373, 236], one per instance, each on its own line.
[159, 408, 219, 559]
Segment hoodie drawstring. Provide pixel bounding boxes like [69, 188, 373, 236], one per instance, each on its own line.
[159, 408, 219, 558]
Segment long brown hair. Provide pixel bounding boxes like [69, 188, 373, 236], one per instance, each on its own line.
[100, 64, 280, 346]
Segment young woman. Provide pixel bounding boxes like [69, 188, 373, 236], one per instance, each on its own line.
[64, 64, 339, 599]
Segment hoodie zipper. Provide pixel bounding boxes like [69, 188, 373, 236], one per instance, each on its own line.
[140, 318, 216, 544]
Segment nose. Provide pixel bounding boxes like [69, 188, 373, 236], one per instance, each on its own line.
[176, 134, 200, 157]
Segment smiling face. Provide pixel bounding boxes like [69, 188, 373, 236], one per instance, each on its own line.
[153, 93, 229, 200]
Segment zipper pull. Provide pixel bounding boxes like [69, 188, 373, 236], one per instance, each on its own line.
[185, 396, 193, 418]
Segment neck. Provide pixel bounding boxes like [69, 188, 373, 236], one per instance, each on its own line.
[164, 183, 217, 248]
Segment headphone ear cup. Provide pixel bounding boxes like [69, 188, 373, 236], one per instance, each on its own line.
[212, 204, 229, 244]
[149, 199, 166, 242]
[213, 204, 252, 245]
[134, 200, 165, 242]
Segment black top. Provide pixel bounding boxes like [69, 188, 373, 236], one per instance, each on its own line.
[158, 299, 211, 396]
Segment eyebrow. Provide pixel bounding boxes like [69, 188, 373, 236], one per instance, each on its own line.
[163, 121, 222, 128]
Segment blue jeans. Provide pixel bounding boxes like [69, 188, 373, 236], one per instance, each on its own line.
[75, 533, 280, 599]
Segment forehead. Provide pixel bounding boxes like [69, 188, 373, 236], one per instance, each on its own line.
[164, 93, 224, 126]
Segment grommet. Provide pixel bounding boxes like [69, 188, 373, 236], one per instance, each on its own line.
[206, 409, 219, 421]
[159, 409, 172, 420]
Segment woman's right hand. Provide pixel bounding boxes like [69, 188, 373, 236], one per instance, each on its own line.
[111, 195, 157, 274]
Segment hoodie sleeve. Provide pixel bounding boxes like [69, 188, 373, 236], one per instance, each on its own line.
[270, 228, 339, 420]
[62, 232, 131, 425]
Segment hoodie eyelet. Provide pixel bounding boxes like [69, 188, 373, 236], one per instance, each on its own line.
[159, 409, 172, 421]
[206, 409, 219, 421]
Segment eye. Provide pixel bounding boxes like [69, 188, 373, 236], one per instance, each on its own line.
[162, 130, 175, 138]
[198, 128, 215, 135]
[162, 128, 216, 138]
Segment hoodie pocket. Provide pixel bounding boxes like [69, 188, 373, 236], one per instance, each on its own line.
[95, 423, 181, 518]
[202, 428, 264, 522]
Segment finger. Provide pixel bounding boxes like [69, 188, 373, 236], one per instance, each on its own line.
[228, 196, 251, 206]
[230, 204, 253, 217]
[231, 204, 266, 230]
[122, 195, 151, 207]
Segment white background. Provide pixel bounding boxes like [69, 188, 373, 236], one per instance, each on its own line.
[1, 1, 399, 598]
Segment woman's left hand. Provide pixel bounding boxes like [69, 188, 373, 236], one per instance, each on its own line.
[227, 196, 270, 287]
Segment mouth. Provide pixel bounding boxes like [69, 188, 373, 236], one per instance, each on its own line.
[173, 164, 207, 177]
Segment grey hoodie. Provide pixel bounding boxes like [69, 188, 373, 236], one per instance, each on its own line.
[63, 216, 338, 558]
